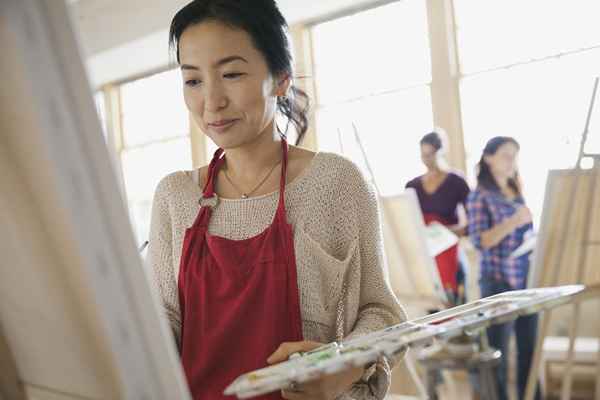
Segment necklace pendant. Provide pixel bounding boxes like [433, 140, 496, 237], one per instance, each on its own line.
[241, 194, 248, 199]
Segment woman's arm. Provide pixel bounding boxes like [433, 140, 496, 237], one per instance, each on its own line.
[265, 159, 406, 400]
[448, 204, 468, 236]
[451, 175, 471, 237]
[341, 165, 408, 399]
[148, 175, 182, 350]
[479, 206, 531, 249]
[479, 214, 517, 249]
[345, 179, 406, 339]
[467, 192, 532, 250]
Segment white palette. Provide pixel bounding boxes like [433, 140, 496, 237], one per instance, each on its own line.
[225, 285, 584, 399]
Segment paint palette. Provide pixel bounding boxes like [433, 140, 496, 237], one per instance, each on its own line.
[224, 285, 584, 398]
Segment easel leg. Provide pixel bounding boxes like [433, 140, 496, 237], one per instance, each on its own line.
[596, 323, 600, 400]
[560, 302, 581, 400]
[425, 368, 439, 400]
[480, 365, 498, 400]
[525, 310, 549, 400]
[405, 349, 430, 400]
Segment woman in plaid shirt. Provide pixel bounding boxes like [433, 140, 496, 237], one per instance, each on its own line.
[466, 136, 540, 400]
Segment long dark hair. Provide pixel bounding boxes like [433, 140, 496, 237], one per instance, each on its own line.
[168, 0, 310, 145]
[476, 136, 522, 197]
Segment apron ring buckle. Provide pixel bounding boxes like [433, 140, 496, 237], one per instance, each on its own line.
[199, 194, 219, 208]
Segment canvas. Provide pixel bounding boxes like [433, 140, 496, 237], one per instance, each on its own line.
[381, 190, 449, 309]
[0, 1, 190, 399]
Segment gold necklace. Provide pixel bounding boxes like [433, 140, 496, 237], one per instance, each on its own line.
[223, 159, 281, 199]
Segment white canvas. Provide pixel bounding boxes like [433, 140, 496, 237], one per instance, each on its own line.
[380, 189, 448, 309]
[529, 169, 600, 288]
[0, 1, 191, 399]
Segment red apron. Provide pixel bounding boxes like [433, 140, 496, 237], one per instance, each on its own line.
[423, 213, 459, 295]
[178, 139, 303, 399]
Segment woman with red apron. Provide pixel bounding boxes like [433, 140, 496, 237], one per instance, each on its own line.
[149, 1, 406, 399]
[405, 131, 471, 306]
[178, 140, 302, 399]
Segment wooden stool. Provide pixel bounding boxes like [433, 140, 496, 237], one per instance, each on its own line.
[418, 347, 502, 400]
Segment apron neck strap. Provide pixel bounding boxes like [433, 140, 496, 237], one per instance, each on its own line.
[202, 148, 225, 198]
[277, 138, 289, 212]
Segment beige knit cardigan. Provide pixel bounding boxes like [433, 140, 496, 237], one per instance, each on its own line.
[148, 151, 407, 399]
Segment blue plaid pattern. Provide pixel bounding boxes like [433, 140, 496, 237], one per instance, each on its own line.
[466, 188, 533, 290]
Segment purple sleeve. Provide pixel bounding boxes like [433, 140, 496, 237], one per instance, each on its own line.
[457, 176, 471, 206]
[405, 177, 418, 190]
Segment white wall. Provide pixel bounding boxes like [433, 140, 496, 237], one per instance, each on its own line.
[85, 29, 171, 88]
[71, 0, 398, 86]
[72, 0, 396, 55]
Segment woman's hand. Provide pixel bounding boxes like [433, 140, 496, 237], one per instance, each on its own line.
[481, 205, 533, 249]
[448, 224, 467, 237]
[510, 205, 532, 229]
[267, 341, 364, 400]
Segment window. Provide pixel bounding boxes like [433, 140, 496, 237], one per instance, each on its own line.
[94, 91, 108, 140]
[454, 0, 600, 223]
[119, 69, 192, 244]
[311, 0, 433, 195]
[454, 0, 600, 75]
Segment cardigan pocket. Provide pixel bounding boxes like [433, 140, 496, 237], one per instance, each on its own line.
[295, 225, 357, 327]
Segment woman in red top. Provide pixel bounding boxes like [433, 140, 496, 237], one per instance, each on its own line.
[405, 131, 471, 305]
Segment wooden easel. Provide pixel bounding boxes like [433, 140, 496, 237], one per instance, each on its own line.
[525, 77, 600, 400]
[346, 123, 448, 309]
[338, 123, 441, 399]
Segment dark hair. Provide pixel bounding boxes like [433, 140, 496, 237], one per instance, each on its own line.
[477, 136, 522, 196]
[420, 132, 443, 152]
[168, 0, 310, 145]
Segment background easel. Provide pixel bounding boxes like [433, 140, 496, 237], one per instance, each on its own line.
[338, 123, 458, 399]
[343, 123, 449, 312]
[525, 77, 600, 400]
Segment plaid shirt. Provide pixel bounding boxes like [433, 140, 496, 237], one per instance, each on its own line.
[466, 188, 533, 290]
